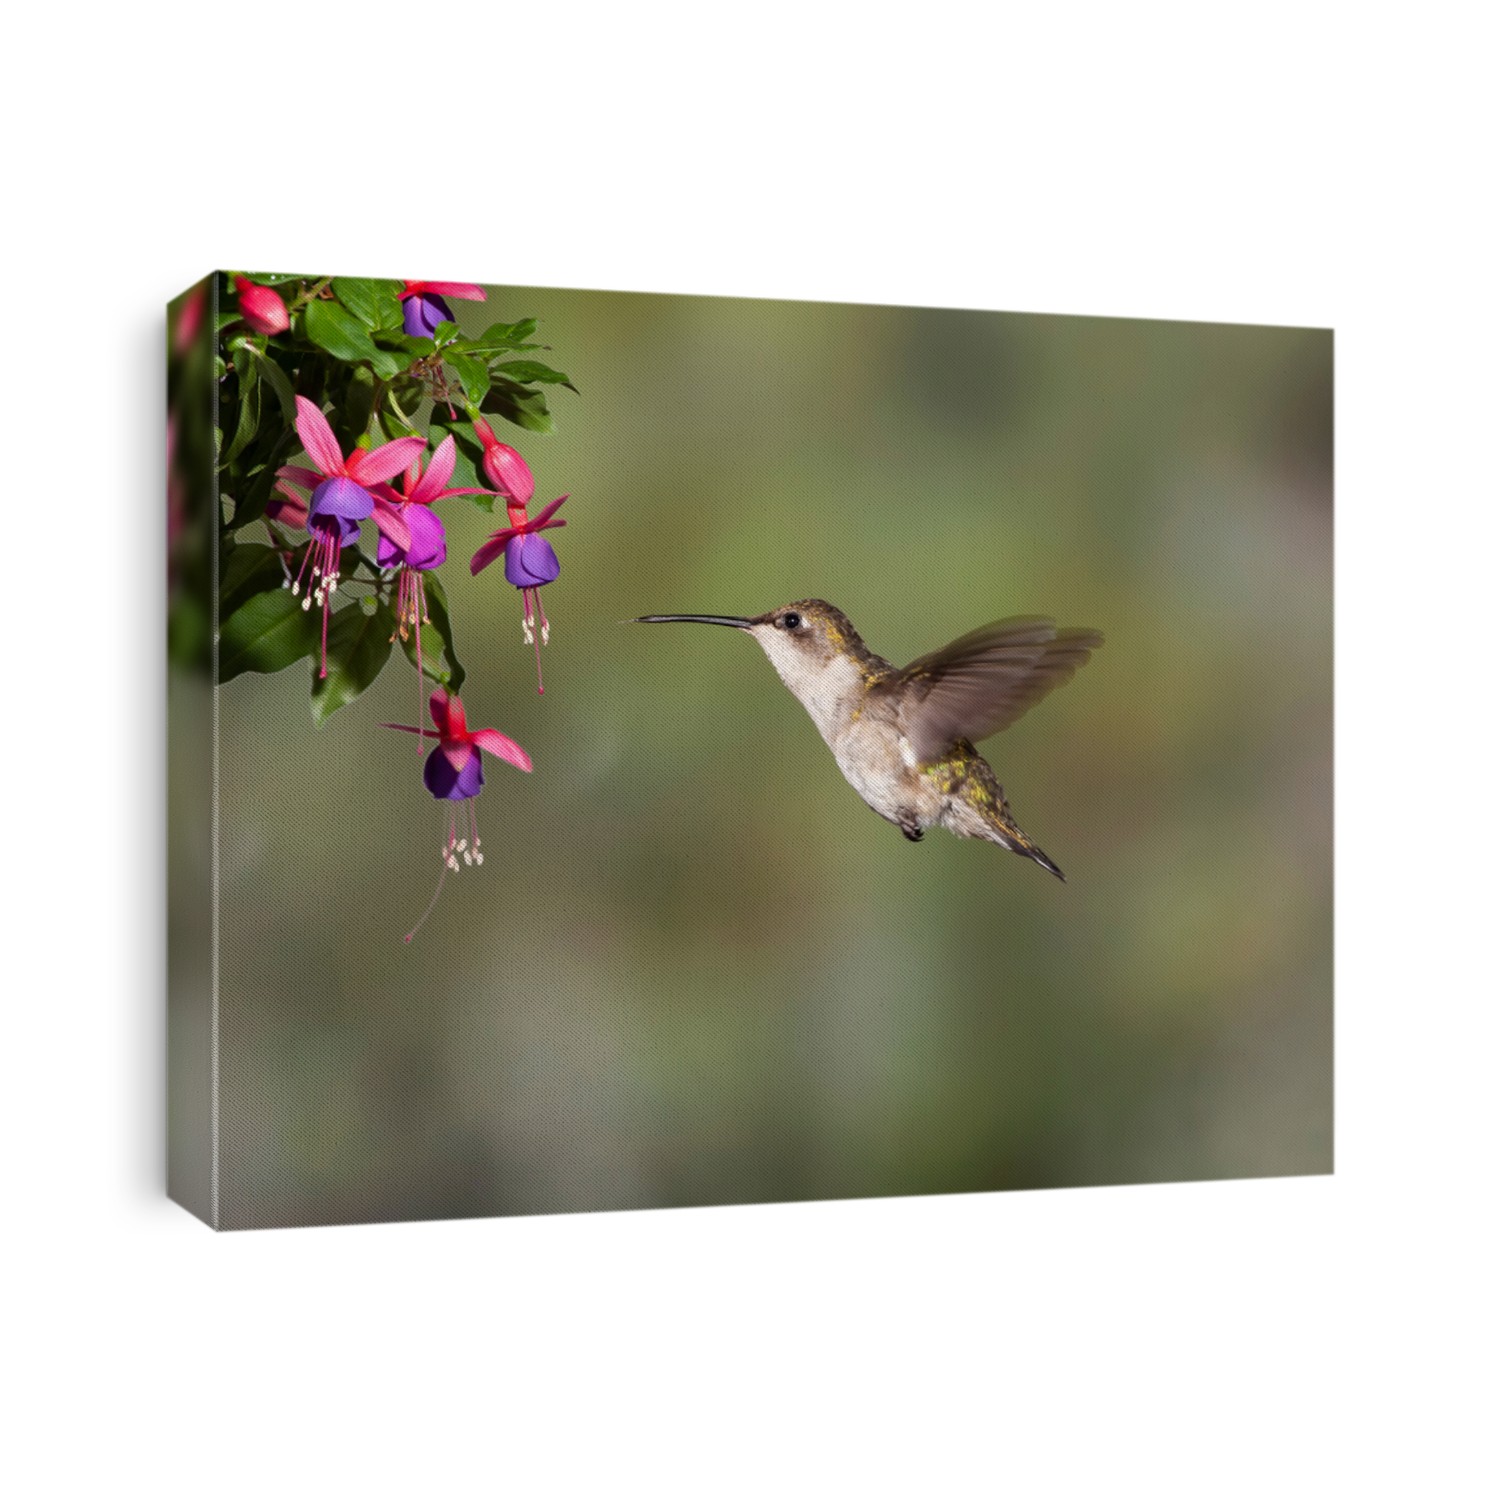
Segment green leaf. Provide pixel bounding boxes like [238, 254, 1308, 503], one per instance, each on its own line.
[303, 298, 402, 379]
[334, 366, 377, 452]
[219, 542, 289, 619]
[371, 329, 435, 359]
[497, 317, 537, 343]
[378, 400, 423, 441]
[481, 378, 553, 434]
[397, 572, 465, 693]
[333, 277, 403, 330]
[224, 426, 296, 530]
[493, 358, 578, 392]
[245, 344, 297, 420]
[431, 320, 461, 344]
[448, 318, 542, 356]
[310, 601, 396, 724]
[219, 588, 318, 680]
[444, 351, 490, 406]
[221, 349, 262, 468]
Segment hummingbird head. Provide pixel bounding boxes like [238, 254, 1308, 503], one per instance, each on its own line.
[635, 600, 876, 729]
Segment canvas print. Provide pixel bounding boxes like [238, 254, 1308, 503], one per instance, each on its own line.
[167, 272, 1332, 1230]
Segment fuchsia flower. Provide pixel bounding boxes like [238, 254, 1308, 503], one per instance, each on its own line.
[399, 281, 486, 338]
[381, 689, 532, 942]
[369, 436, 493, 717]
[469, 418, 568, 694]
[268, 396, 426, 678]
[233, 275, 290, 335]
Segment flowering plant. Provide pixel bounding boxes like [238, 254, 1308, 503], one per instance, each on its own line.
[187, 271, 578, 939]
[211, 272, 576, 720]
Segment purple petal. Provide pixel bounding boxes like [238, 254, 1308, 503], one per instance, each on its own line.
[503, 533, 561, 588]
[379, 505, 446, 570]
[424, 742, 484, 801]
[309, 511, 360, 546]
[402, 293, 455, 338]
[369, 500, 411, 555]
[309, 475, 375, 521]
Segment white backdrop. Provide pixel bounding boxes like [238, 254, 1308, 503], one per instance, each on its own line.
[3, 3, 1494, 1495]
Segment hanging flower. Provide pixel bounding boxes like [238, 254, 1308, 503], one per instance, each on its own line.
[381, 689, 532, 942]
[269, 396, 425, 678]
[399, 280, 487, 338]
[233, 275, 290, 335]
[369, 436, 493, 720]
[468, 418, 569, 694]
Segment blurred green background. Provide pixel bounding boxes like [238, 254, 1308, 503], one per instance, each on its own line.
[207, 287, 1331, 1229]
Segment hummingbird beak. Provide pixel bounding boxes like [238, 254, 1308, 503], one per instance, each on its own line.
[633, 614, 754, 629]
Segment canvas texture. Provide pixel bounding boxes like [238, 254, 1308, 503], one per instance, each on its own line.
[167, 272, 1333, 1231]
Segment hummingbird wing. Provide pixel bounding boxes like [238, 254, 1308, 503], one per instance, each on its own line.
[884, 616, 1103, 765]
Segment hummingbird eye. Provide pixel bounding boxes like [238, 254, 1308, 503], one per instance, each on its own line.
[781, 612, 802, 630]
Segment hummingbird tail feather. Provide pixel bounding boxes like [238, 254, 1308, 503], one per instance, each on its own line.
[944, 752, 1069, 880]
[986, 810, 1065, 880]
[1013, 836, 1066, 882]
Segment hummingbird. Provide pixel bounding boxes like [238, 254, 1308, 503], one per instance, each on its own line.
[635, 600, 1103, 880]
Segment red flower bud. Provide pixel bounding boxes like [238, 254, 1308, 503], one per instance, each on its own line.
[234, 275, 290, 336]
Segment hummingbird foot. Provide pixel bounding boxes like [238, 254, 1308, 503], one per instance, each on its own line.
[898, 814, 924, 842]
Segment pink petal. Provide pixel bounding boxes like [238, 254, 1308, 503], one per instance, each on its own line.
[431, 690, 467, 740]
[470, 529, 521, 575]
[365, 481, 404, 508]
[471, 728, 532, 773]
[409, 436, 456, 505]
[427, 689, 454, 735]
[529, 494, 569, 528]
[371, 498, 412, 553]
[293, 395, 345, 477]
[346, 436, 428, 486]
[275, 465, 323, 493]
[481, 442, 534, 504]
[266, 488, 308, 528]
[420, 282, 486, 301]
[441, 741, 475, 773]
[435, 486, 500, 500]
